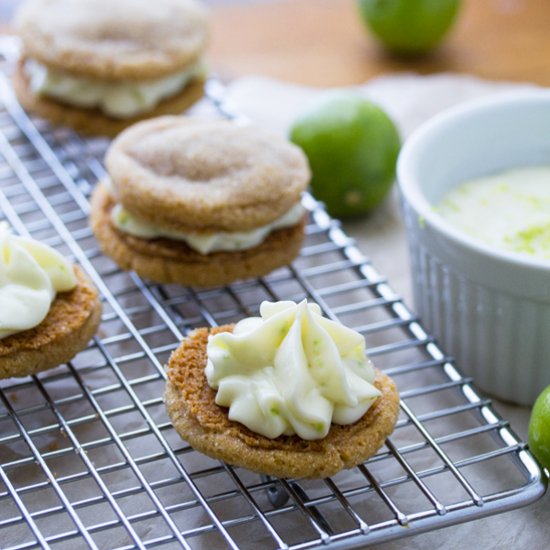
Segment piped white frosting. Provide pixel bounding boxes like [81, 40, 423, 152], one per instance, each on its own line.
[205, 300, 381, 440]
[0, 223, 76, 339]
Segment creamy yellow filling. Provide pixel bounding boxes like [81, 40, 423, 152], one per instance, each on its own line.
[25, 58, 204, 118]
[205, 300, 381, 440]
[111, 200, 305, 255]
[437, 165, 550, 259]
[0, 222, 76, 339]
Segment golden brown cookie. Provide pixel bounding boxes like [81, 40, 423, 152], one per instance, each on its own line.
[90, 116, 310, 286]
[105, 117, 311, 232]
[164, 326, 400, 479]
[13, 0, 208, 134]
[0, 266, 102, 378]
[15, 0, 208, 80]
[90, 181, 305, 287]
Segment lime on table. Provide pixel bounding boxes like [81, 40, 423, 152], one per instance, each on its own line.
[528, 385, 550, 470]
[356, 0, 462, 56]
[289, 91, 400, 218]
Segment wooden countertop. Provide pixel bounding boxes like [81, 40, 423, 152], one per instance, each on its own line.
[209, 0, 550, 87]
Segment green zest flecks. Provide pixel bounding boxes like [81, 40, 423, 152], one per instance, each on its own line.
[205, 300, 381, 440]
[505, 222, 550, 257]
[436, 166, 550, 260]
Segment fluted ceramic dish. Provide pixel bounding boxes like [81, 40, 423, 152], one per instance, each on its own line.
[398, 91, 550, 405]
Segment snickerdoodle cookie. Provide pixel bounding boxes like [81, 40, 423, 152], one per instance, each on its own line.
[90, 116, 310, 287]
[14, 0, 209, 136]
[0, 224, 101, 378]
[165, 301, 400, 479]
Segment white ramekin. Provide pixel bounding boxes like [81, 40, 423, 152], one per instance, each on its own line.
[397, 91, 550, 406]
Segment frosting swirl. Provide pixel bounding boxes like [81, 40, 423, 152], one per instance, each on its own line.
[205, 300, 381, 440]
[0, 223, 77, 339]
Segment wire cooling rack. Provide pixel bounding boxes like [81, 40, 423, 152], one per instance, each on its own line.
[0, 46, 546, 550]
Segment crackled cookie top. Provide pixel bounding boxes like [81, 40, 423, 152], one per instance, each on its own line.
[105, 117, 311, 232]
[15, 0, 209, 80]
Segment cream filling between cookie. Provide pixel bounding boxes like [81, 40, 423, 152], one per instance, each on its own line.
[205, 300, 381, 440]
[0, 222, 77, 339]
[24, 58, 205, 118]
[110, 200, 305, 255]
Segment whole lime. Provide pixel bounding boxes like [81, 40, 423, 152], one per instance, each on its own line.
[289, 91, 400, 218]
[356, 0, 461, 56]
[528, 384, 550, 470]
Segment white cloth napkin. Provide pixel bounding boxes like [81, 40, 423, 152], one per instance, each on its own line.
[224, 72, 547, 550]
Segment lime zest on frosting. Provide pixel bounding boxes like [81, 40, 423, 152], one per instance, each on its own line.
[205, 300, 381, 440]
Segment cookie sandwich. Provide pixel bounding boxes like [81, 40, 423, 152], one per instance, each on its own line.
[90, 116, 310, 287]
[165, 300, 400, 479]
[14, 0, 208, 136]
[0, 223, 102, 378]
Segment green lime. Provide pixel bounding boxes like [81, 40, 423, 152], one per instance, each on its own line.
[289, 91, 400, 218]
[356, 0, 461, 56]
[528, 384, 550, 470]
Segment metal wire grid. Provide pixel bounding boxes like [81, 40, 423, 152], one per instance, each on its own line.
[0, 67, 546, 549]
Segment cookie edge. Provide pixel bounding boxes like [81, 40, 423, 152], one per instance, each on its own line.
[164, 328, 400, 479]
[90, 182, 306, 287]
[13, 62, 206, 137]
[0, 267, 102, 378]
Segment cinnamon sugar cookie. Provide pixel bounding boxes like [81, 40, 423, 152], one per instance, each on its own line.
[164, 302, 400, 479]
[90, 117, 310, 286]
[14, 0, 208, 135]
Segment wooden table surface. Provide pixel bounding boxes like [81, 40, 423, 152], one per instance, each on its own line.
[2, 0, 547, 87]
[209, 0, 550, 87]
